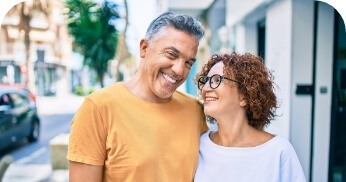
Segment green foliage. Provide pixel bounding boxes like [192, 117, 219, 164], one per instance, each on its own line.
[74, 85, 96, 96]
[65, 0, 120, 87]
[74, 85, 84, 96]
[87, 87, 96, 95]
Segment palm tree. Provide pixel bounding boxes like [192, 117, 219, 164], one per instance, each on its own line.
[65, 0, 120, 87]
[114, 0, 130, 81]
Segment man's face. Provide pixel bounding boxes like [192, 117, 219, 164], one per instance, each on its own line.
[139, 26, 199, 102]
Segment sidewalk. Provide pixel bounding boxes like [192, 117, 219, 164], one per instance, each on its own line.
[37, 93, 85, 115]
[3, 164, 68, 182]
[3, 134, 70, 182]
[2, 94, 85, 182]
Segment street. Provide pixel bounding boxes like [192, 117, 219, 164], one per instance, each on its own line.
[0, 94, 84, 181]
[0, 114, 74, 163]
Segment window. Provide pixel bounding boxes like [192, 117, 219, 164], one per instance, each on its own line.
[9, 93, 28, 108]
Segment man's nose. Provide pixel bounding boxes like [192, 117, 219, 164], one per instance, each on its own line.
[171, 60, 186, 77]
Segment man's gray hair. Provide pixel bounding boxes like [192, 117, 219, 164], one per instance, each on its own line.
[145, 12, 205, 42]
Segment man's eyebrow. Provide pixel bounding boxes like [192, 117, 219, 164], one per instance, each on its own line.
[165, 46, 196, 62]
[164, 46, 180, 54]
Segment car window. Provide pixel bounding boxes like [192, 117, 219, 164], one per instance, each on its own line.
[8, 93, 28, 108]
[0, 94, 12, 106]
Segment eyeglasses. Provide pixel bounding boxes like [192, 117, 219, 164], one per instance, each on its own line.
[197, 74, 241, 90]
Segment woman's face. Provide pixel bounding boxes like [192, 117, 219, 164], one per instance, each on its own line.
[201, 62, 245, 119]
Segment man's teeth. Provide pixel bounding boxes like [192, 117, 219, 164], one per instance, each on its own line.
[163, 73, 176, 83]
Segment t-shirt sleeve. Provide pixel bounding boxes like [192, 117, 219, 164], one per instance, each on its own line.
[280, 145, 306, 182]
[67, 97, 107, 166]
[197, 100, 208, 134]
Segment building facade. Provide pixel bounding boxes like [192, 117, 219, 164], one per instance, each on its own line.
[204, 0, 345, 181]
[0, 0, 73, 96]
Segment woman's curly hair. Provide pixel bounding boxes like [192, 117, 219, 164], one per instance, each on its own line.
[196, 52, 278, 129]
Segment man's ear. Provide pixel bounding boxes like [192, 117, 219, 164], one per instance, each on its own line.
[140, 39, 149, 58]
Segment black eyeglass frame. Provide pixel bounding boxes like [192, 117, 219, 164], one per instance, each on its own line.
[197, 74, 242, 90]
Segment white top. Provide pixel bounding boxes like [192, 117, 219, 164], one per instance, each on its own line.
[194, 131, 306, 182]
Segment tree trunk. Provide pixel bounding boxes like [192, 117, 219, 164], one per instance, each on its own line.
[99, 74, 104, 88]
[21, 5, 32, 89]
[115, 0, 129, 82]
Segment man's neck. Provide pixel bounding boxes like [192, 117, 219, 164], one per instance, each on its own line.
[123, 75, 171, 103]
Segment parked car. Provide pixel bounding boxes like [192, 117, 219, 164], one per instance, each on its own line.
[0, 88, 40, 151]
[0, 84, 37, 103]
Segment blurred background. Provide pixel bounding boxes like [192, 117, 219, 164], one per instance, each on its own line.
[0, 0, 345, 181]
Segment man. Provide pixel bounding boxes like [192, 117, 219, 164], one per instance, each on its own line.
[67, 12, 207, 181]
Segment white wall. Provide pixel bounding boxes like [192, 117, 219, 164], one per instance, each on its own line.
[265, 0, 292, 140]
[233, 0, 294, 142]
[234, 14, 259, 55]
[0, 0, 25, 26]
[244, 22, 258, 55]
[234, 24, 246, 53]
[0, 29, 5, 54]
[126, 0, 158, 57]
[289, 0, 315, 180]
[233, 1, 313, 176]
[228, 0, 340, 181]
[226, 0, 269, 27]
[312, 2, 334, 182]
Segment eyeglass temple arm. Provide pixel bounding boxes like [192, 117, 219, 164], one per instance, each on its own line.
[223, 77, 243, 85]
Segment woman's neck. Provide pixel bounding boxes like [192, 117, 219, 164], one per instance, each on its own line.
[210, 116, 272, 147]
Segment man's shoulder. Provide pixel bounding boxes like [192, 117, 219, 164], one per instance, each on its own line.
[174, 91, 203, 107]
[174, 90, 199, 102]
[86, 82, 123, 103]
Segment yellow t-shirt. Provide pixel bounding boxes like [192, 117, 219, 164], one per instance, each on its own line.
[67, 82, 207, 182]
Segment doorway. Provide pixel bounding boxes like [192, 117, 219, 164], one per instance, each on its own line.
[329, 11, 346, 182]
[257, 18, 265, 60]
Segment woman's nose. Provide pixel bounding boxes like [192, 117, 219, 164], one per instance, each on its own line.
[202, 80, 212, 91]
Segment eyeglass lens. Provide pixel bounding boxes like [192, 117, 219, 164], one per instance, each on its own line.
[210, 75, 221, 89]
[198, 75, 222, 90]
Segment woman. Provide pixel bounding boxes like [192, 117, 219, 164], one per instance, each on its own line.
[194, 52, 306, 182]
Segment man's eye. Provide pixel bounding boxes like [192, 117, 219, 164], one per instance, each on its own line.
[165, 52, 177, 59]
[185, 61, 194, 69]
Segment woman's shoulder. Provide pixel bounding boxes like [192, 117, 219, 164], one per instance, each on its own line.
[266, 135, 300, 159]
